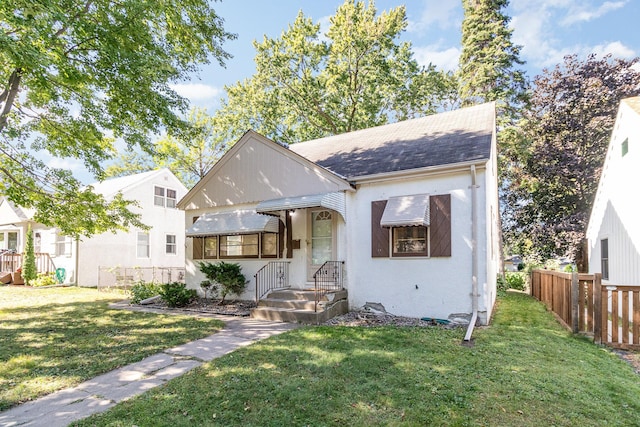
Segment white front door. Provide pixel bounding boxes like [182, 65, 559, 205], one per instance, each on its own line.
[307, 209, 335, 281]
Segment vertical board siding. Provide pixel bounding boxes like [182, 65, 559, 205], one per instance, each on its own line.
[531, 270, 640, 349]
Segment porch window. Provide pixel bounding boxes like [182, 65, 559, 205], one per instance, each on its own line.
[261, 233, 278, 258]
[204, 236, 218, 259]
[165, 234, 176, 255]
[220, 234, 259, 258]
[137, 232, 150, 258]
[7, 232, 17, 252]
[601, 238, 609, 280]
[392, 227, 428, 256]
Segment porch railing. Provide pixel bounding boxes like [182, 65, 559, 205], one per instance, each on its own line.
[313, 260, 344, 312]
[0, 252, 56, 274]
[254, 261, 290, 302]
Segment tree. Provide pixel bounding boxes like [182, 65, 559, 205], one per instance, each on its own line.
[105, 108, 230, 188]
[23, 224, 37, 285]
[212, 0, 457, 145]
[503, 54, 640, 259]
[458, 0, 529, 121]
[0, 0, 234, 237]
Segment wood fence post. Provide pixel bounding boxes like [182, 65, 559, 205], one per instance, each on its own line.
[571, 272, 579, 333]
[593, 273, 603, 345]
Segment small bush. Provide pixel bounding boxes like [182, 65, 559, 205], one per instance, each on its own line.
[198, 261, 247, 303]
[504, 272, 526, 291]
[129, 281, 162, 304]
[31, 273, 58, 287]
[159, 282, 196, 307]
[200, 280, 219, 300]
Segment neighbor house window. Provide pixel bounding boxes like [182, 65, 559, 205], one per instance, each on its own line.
[154, 186, 165, 207]
[220, 234, 259, 258]
[54, 233, 71, 257]
[392, 227, 428, 257]
[166, 234, 176, 255]
[34, 232, 41, 253]
[137, 232, 150, 258]
[154, 186, 177, 208]
[7, 232, 17, 252]
[601, 238, 609, 280]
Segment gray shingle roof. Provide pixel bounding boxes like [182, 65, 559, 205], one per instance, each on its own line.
[289, 102, 495, 179]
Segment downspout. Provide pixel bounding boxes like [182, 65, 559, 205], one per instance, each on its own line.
[464, 165, 479, 342]
[74, 238, 79, 286]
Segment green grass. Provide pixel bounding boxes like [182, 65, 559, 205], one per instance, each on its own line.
[0, 286, 224, 411]
[73, 292, 640, 427]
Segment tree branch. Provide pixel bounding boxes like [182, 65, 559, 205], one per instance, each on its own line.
[0, 69, 23, 133]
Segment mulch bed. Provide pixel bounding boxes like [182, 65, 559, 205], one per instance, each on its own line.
[136, 297, 257, 316]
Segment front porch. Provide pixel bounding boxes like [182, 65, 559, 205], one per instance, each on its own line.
[0, 251, 56, 284]
[251, 260, 348, 324]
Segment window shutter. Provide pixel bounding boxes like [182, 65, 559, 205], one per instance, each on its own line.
[430, 194, 451, 257]
[193, 237, 203, 260]
[278, 212, 293, 259]
[371, 200, 389, 258]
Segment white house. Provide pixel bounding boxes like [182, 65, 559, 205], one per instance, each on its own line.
[178, 103, 500, 326]
[0, 168, 188, 286]
[586, 97, 640, 284]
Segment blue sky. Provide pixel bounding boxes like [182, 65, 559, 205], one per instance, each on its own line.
[172, 0, 640, 112]
[54, 0, 640, 181]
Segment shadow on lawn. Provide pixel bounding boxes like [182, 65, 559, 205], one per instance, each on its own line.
[0, 300, 222, 412]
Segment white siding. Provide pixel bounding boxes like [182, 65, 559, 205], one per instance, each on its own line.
[587, 99, 640, 285]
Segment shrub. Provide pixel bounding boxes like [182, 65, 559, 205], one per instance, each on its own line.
[504, 272, 526, 291]
[129, 281, 162, 304]
[31, 273, 57, 287]
[198, 261, 247, 303]
[200, 280, 219, 300]
[159, 282, 196, 307]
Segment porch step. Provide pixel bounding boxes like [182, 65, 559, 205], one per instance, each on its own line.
[251, 288, 348, 324]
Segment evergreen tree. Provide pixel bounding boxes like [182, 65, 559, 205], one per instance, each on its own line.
[458, 0, 529, 121]
[23, 224, 37, 286]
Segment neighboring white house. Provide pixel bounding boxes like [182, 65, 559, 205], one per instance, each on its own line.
[178, 102, 500, 325]
[586, 97, 640, 284]
[0, 168, 188, 286]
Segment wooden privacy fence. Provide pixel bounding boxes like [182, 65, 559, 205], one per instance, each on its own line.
[530, 269, 640, 350]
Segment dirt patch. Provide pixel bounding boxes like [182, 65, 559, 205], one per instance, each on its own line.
[134, 297, 257, 316]
[323, 309, 462, 328]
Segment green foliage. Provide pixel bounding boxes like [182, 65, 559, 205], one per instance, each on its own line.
[212, 0, 457, 146]
[503, 54, 640, 259]
[0, 0, 234, 237]
[105, 108, 230, 188]
[159, 282, 196, 308]
[458, 0, 529, 115]
[505, 272, 526, 291]
[200, 280, 219, 300]
[30, 273, 57, 287]
[129, 281, 162, 304]
[22, 224, 37, 285]
[198, 261, 247, 303]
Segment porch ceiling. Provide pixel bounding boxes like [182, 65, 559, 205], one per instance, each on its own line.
[255, 192, 346, 221]
[186, 210, 280, 237]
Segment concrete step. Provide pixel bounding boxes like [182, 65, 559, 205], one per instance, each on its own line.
[258, 298, 317, 310]
[250, 299, 349, 324]
[267, 288, 347, 302]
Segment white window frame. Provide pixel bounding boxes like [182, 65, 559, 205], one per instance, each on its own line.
[166, 188, 177, 208]
[165, 234, 177, 255]
[154, 186, 177, 208]
[154, 186, 165, 207]
[137, 232, 150, 258]
[54, 233, 72, 257]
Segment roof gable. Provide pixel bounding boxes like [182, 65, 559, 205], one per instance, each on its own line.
[178, 131, 352, 210]
[0, 197, 34, 225]
[290, 102, 496, 179]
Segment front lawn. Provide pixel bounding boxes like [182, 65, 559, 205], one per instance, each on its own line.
[0, 286, 224, 411]
[73, 292, 640, 427]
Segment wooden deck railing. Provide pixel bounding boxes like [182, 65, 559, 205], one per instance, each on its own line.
[531, 269, 640, 349]
[0, 252, 56, 274]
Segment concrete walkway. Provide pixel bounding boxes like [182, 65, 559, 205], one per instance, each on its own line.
[0, 311, 298, 427]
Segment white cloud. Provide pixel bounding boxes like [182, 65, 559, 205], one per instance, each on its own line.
[561, 1, 627, 26]
[585, 41, 636, 58]
[47, 157, 84, 172]
[169, 83, 222, 102]
[408, 0, 459, 32]
[414, 44, 460, 71]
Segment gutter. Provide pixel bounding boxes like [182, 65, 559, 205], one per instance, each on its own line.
[464, 165, 479, 342]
